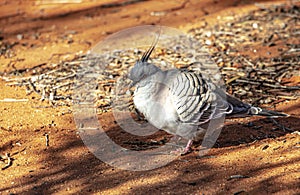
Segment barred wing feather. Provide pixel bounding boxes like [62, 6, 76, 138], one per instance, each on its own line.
[169, 71, 232, 124]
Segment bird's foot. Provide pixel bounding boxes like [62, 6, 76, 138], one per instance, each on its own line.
[181, 140, 193, 155]
[170, 140, 193, 156]
[180, 146, 193, 155]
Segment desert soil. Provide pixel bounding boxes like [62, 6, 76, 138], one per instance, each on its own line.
[0, 0, 299, 194]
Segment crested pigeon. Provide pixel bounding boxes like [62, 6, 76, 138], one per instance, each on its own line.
[128, 40, 288, 155]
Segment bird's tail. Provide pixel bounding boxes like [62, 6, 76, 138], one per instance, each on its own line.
[224, 94, 289, 118]
[248, 106, 289, 118]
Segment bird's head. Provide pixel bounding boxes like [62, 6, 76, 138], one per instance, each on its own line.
[128, 38, 160, 87]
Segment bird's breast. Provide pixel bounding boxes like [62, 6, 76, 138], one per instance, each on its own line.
[133, 83, 178, 131]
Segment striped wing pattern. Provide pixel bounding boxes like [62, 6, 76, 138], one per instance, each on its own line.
[169, 71, 231, 124]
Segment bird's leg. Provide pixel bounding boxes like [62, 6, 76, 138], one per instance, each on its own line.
[169, 137, 193, 155]
[181, 139, 193, 155]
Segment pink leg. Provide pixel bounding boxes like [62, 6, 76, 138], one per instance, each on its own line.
[181, 139, 193, 155]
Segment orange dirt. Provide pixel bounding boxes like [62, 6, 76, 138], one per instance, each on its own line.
[0, 0, 299, 194]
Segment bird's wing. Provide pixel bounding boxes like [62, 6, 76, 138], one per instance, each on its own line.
[169, 71, 231, 124]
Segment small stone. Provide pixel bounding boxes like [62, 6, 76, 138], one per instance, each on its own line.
[17, 34, 23, 40]
[204, 31, 212, 37]
[252, 23, 259, 29]
[205, 39, 212, 45]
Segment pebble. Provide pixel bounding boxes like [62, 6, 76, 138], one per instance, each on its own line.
[252, 22, 259, 29]
[16, 34, 23, 40]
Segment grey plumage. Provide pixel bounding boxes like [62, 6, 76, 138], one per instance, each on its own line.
[128, 41, 288, 154]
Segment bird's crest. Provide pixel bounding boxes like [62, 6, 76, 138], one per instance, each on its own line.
[140, 28, 161, 63]
[128, 28, 162, 86]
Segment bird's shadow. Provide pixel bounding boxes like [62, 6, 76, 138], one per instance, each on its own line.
[214, 115, 299, 148]
[102, 111, 299, 151]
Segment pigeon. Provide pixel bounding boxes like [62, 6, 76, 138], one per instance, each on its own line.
[128, 40, 288, 155]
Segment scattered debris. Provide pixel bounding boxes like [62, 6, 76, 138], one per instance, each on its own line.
[1, 153, 13, 170]
[228, 174, 250, 180]
[0, 4, 299, 116]
[233, 190, 247, 195]
[0, 98, 28, 102]
[262, 145, 269, 150]
[189, 3, 300, 106]
[45, 133, 49, 147]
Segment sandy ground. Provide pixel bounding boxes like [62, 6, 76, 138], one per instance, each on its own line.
[0, 0, 299, 194]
